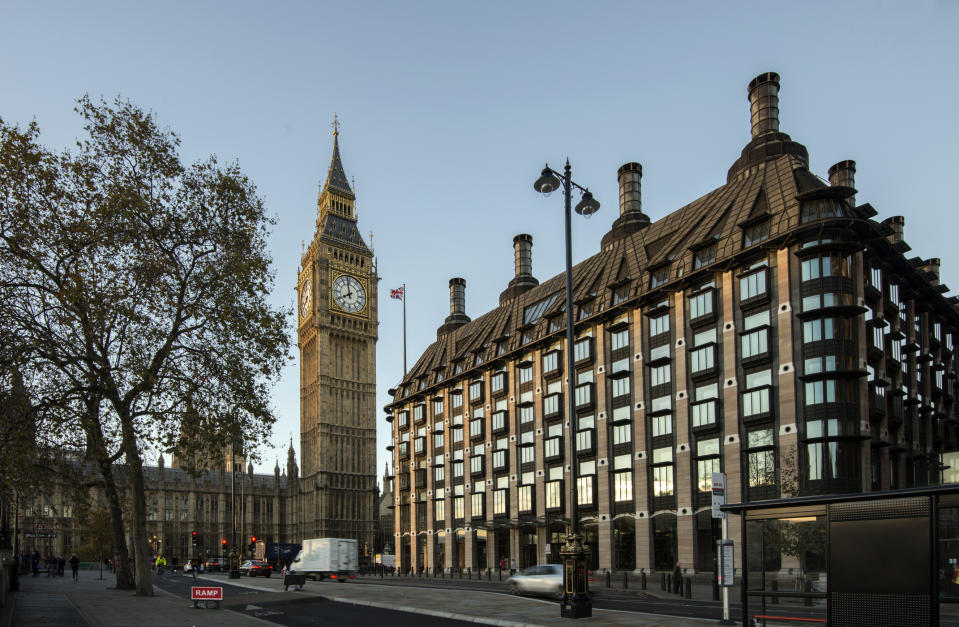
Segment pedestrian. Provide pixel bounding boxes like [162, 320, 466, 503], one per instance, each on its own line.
[57, 555, 65, 577]
[69, 554, 80, 581]
[191, 557, 199, 581]
[155, 554, 166, 575]
[672, 561, 682, 594]
[499, 557, 505, 573]
[31, 550, 40, 576]
[510, 559, 516, 576]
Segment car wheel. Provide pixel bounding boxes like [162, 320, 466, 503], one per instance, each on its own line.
[553, 587, 564, 600]
[266, 572, 271, 578]
[508, 583, 520, 595]
[249, 571, 254, 577]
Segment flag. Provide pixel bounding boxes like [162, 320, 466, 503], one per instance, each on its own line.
[390, 286, 404, 301]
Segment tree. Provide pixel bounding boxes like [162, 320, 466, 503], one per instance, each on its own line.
[0, 97, 291, 595]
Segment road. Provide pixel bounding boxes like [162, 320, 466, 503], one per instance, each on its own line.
[153, 573, 477, 626]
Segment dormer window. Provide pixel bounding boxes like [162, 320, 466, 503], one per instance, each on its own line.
[524, 293, 561, 325]
[693, 243, 717, 270]
[650, 265, 670, 289]
[743, 219, 770, 247]
[577, 300, 594, 321]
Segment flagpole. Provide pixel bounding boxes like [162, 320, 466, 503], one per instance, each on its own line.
[402, 283, 407, 377]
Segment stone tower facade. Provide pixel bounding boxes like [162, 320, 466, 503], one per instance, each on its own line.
[296, 124, 378, 552]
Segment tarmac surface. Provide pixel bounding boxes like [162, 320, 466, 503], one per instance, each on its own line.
[1, 569, 720, 627]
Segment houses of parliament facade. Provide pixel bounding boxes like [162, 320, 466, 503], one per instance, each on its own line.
[12, 129, 381, 563]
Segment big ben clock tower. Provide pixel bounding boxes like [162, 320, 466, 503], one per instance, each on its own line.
[297, 120, 378, 549]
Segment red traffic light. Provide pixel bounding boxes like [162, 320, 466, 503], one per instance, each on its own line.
[221, 538, 227, 545]
[192, 531, 197, 537]
[251, 536, 256, 542]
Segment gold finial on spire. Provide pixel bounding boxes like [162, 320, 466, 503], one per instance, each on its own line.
[332, 113, 340, 137]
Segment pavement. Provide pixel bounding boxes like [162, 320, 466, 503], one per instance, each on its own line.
[1, 569, 719, 627]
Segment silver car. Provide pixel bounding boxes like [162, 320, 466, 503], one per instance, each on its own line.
[506, 564, 564, 598]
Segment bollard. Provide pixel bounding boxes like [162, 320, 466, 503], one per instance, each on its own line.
[641, 569, 647, 590]
[804, 579, 813, 607]
[623, 571, 628, 589]
[771, 579, 778, 604]
[684, 576, 691, 599]
[712, 558, 719, 601]
[487, 568, 491, 581]
[605, 570, 611, 588]
[664, 572, 669, 591]
[498, 568, 502, 582]
[466, 568, 469, 580]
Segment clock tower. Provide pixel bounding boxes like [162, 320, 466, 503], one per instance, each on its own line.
[297, 122, 378, 548]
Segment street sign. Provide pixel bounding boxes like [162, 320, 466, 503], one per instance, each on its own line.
[718, 540, 734, 587]
[711, 472, 726, 519]
[545, 543, 551, 555]
[191, 587, 223, 600]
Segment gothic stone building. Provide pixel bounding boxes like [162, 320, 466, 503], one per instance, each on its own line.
[384, 72, 959, 575]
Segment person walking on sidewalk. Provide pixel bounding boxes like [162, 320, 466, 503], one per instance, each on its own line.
[155, 554, 166, 575]
[510, 559, 516, 576]
[672, 561, 682, 594]
[57, 555, 65, 577]
[69, 554, 80, 581]
[190, 557, 199, 582]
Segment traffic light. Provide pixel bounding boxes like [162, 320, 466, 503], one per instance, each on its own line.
[221, 538, 228, 553]
[248, 536, 256, 553]
[192, 531, 198, 546]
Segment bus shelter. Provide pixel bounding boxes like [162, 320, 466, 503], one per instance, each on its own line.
[722, 485, 959, 627]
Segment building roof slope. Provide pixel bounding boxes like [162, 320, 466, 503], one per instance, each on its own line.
[393, 151, 819, 401]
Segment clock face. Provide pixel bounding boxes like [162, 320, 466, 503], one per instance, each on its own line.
[300, 279, 312, 318]
[332, 274, 367, 314]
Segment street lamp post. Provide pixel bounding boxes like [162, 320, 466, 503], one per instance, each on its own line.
[533, 159, 598, 619]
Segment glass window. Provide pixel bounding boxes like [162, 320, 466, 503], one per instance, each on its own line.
[650, 364, 671, 387]
[693, 244, 717, 269]
[741, 327, 768, 359]
[740, 269, 767, 300]
[689, 290, 713, 319]
[689, 345, 714, 373]
[574, 338, 592, 362]
[612, 377, 630, 399]
[611, 329, 629, 351]
[743, 220, 770, 246]
[524, 293, 560, 325]
[649, 344, 670, 361]
[694, 328, 716, 346]
[614, 472, 633, 502]
[651, 266, 670, 288]
[650, 312, 670, 337]
[613, 423, 631, 445]
[743, 309, 770, 330]
[652, 465, 673, 497]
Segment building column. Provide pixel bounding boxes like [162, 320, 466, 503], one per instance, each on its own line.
[596, 516, 613, 571]
[634, 515, 652, 573]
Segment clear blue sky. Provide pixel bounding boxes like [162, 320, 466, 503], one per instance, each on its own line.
[3, 1, 958, 483]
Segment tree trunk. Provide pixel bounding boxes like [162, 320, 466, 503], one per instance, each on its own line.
[118, 409, 153, 596]
[99, 461, 135, 589]
[82, 397, 135, 589]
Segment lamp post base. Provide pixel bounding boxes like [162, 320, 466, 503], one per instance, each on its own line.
[561, 595, 592, 618]
[558, 533, 592, 619]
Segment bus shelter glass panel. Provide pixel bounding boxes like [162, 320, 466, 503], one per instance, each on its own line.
[745, 507, 827, 622]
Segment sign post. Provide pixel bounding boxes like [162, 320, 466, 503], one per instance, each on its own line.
[712, 473, 734, 625]
[191, 586, 223, 609]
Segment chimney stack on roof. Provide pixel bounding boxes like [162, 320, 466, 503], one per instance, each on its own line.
[450, 277, 466, 317]
[748, 72, 781, 140]
[500, 235, 539, 303]
[514, 234, 533, 280]
[439, 277, 471, 336]
[922, 258, 941, 286]
[601, 162, 650, 248]
[883, 215, 905, 245]
[618, 162, 643, 217]
[828, 160, 857, 207]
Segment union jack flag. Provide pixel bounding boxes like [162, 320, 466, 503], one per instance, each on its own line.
[390, 286, 405, 301]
